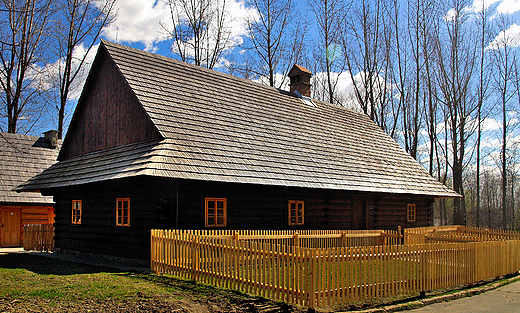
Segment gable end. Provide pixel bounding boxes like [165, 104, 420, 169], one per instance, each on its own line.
[59, 45, 162, 160]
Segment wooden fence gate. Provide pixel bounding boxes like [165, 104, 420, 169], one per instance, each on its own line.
[23, 224, 54, 252]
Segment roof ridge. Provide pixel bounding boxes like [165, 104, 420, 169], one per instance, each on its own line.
[101, 40, 370, 119]
[1, 132, 43, 140]
[101, 40, 281, 94]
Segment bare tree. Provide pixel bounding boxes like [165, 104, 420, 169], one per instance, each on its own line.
[163, 0, 235, 69]
[482, 169, 500, 228]
[54, 0, 116, 139]
[474, 0, 493, 227]
[342, 0, 398, 135]
[491, 15, 519, 230]
[0, 0, 53, 133]
[309, 0, 345, 104]
[242, 0, 307, 88]
[434, 0, 478, 225]
[397, 0, 437, 159]
[420, 0, 441, 176]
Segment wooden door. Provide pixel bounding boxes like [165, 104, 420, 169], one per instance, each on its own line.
[1, 209, 21, 247]
[352, 198, 366, 230]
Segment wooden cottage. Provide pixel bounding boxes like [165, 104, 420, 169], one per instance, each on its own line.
[1, 131, 59, 247]
[17, 41, 458, 261]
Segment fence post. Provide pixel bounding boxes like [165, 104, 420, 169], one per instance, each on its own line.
[233, 232, 239, 248]
[380, 231, 386, 246]
[294, 233, 299, 248]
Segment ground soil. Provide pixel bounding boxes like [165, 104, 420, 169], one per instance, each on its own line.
[0, 294, 297, 313]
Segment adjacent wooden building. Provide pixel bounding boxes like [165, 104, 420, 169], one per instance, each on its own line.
[18, 41, 459, 261]
[1, 132, 59, 247]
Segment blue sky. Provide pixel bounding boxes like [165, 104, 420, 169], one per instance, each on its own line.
[52, 0, 520, 104]
[30, 0, 520, 166]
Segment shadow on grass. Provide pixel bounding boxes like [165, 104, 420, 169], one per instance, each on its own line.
[0, 253, 123, 275]
[122, 272, 296, 312]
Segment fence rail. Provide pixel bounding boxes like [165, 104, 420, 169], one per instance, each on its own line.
[179, 229, 403, 247]
[151, 229, 520, 309]
[23, 224, 54, 252]
[405, 225, 520, 244]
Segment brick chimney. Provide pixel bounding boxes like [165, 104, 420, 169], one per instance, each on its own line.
[288, 64, 312, 97]
[44, 130, 59, 148]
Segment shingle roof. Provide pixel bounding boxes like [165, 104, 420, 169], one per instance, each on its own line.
[1, 133, 59, 204]
[289, 64, 311, 75]
[17, 40, 459, 198]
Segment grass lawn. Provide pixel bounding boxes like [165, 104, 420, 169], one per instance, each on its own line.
[0, 253, 299, 313]
[3, 252, 509, 312]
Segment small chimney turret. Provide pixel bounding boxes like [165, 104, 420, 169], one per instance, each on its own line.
[288, 64, 312, 97]
[44, 130, 59, 149]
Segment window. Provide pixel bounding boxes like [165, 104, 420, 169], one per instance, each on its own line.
[288, 200, 304, 225]
[116, 198, 130, 227]
[205, 198, 227, 227]
[72, 200, 82, 224]
[407, 203, 416, 222]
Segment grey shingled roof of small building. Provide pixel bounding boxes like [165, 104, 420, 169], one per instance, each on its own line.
[17, 40, 459, 198]
[1, 133, 59, 204]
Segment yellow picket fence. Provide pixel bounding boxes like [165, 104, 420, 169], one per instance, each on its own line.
[151, 229, 520, 310]
[405, 225, 520, 244]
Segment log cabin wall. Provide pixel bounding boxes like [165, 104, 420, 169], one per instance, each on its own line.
[0, 205, 53, 225]
[49, 177, 434, 260]
[0, 205, 54, 247]
[369, 195, 434, 230]
[59, 50, 161, 160]
[173, 179, 353, 230]
[50, 180, 162, 260]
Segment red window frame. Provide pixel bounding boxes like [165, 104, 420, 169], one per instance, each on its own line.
[72, 200, 82, 224]
[116, 198, 130, 227]
[288, 200, 304, 225]
[407, 203, 416, 222]
[205, 198, 227, 227]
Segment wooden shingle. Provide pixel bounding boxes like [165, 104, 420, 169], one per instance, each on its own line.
[17, 41, 458, 198]
[1, 133, 59, 204]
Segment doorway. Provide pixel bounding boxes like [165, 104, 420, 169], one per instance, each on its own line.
[1, 209, 21, 247]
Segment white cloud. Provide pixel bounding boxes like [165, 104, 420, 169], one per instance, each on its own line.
[495, 0, 520, 14]
[336, 72, 357, 96]
[102, 0, 256, 53]
[482, 118, 502, 131]
[29, 44, 99, 100]
[228, 0, 259, 42]
[487, 23, 520, 49]
[470, 0, 501, 12]
[482, 136, 501, 148]
[101, 0, 170, 51]
[444, 8, 458, 22]
[253, 72, 290, 89]
[67, 44, 99, 100]
[469, 0, 520, 14]
[170, 0, 257, 67]
[309, 71, 357, 106]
